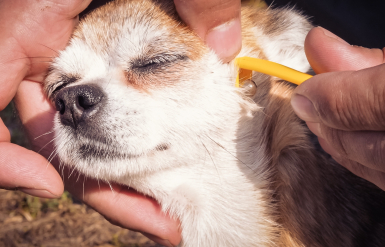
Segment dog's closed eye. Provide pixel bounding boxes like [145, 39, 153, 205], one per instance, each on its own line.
[48, 75, 79, 99]
[130, 53, 188, 73]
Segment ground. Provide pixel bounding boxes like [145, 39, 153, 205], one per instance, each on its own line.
[0, 189, 161, 247]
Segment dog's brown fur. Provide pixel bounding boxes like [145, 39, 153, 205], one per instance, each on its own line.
[237, 5, 385, 245]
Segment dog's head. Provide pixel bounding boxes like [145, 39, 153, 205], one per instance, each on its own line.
[44, 0, 253, 181]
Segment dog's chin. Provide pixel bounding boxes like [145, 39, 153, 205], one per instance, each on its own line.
[55, 120, 169, 158]
[77, 142, 170, 160]
[56, 138, 172, 180]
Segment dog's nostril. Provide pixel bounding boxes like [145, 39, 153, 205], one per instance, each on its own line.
[77, 95, 87, 109]
[54, 84, 105, 128]
[77, 95, 97, 110]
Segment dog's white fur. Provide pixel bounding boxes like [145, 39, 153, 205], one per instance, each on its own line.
[45, 1, 313, 246]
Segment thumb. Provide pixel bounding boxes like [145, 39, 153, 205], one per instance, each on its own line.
[0, 0, 92, 109]
[292, 27, 385, 131]
[291, 65, 385, 131]
[0, 105, 63, 198]
[305, 27, 385, 73]
[0, 141, 64, 198]
[174, 0, 241, 62]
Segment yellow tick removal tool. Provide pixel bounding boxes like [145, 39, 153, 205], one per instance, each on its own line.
[234, 56, 313, 88]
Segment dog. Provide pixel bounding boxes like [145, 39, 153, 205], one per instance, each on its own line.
[44, 0, 385, 246]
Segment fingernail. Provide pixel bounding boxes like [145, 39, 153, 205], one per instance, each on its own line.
[142, 233, 175, 247]
[306, 122, 323, 138]
[206, 18, 242, 62]
[291, 94, 319, 122]
[19, 188, 59, 198]
[318, 27, 349, 45]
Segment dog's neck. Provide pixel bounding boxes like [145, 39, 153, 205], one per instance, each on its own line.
[117, 83, 278, 246]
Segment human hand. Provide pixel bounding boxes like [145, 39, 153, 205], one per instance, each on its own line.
[0, 1, 180, 246]
[0, 0, 90, 199]
[291, 27, 385, 190]
[174, 0, 242, 62]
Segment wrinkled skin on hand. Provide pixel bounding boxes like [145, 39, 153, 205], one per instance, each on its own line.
[291, 27, 385, 190]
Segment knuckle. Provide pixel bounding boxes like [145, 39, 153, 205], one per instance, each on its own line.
[326, 129, 385, 172]
[374, 172, 385, 191]
[371, 82, 385, 125]
[321, 126, 348, 156]
[371, 136, 385, 171]
[314, 73, 353, 130]
[348, 132, 385, 172]
[316, 70, 385, 130]
[345, 160, 368, 179]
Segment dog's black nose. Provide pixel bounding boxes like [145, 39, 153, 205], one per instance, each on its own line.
[54, 85, 104, 129]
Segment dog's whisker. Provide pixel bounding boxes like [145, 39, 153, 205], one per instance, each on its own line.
[205, 135, 256, 172]
[0, 56, 55, 65]
[76, 172, 82, 183]
[37, 132, 63, 154]
[68, 165, 77, 180]
[46, 147, 59, 168]
[82, 176, 86, 200]
[199, 137, 223, 184]
[38, 43, 60, 55]
[106, 181, 115, 194]
[34, 129, 55, 140]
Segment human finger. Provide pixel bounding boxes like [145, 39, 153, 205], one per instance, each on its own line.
[330, 155, 385, 191]
[4, 80, 63, 198]
[174, 0, 242, 62]
[64, 177, 181, 247]
[304, 27, 385, 73]
[0, 86, 62, 198]
[0, 142, 63, 198]
[307, 122, 385, 173]
[0, 119, 11, 142]
[0, 0, 92, 189]
[0, 0, 91, 109]
[291, 64, 385, 131]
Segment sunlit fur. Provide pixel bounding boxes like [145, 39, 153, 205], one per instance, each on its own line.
[44, 1, 385, 247]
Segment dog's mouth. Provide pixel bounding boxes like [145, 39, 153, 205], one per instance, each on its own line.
[77, 143, 169, 160]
